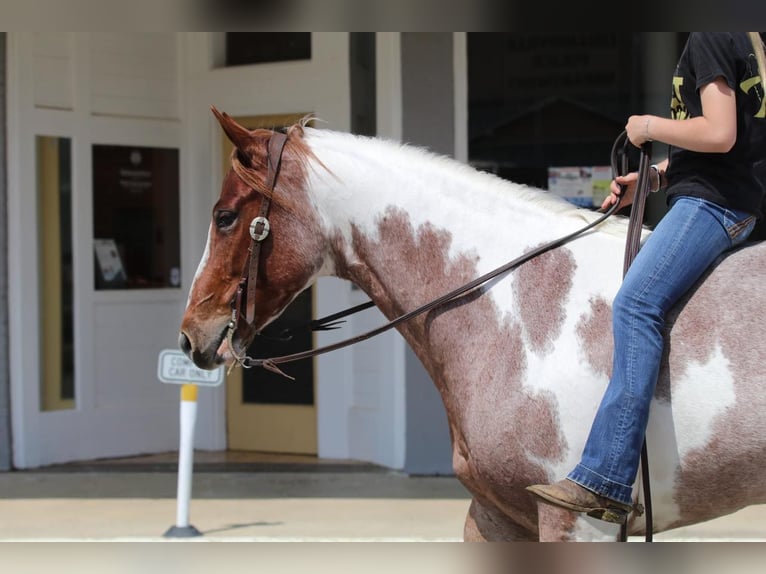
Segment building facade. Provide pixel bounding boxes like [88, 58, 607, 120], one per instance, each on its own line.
[0, 33, 680, 472]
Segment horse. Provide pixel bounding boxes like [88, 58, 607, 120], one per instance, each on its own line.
[179, 109, 766, 542]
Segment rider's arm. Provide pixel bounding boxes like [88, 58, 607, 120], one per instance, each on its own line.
[627, 78, 737, 152]
[602, 76, 736, 211]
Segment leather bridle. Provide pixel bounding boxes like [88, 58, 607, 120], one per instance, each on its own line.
[225, 131, 288, 371]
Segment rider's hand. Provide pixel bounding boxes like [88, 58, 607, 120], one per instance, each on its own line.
[601, 172, 637, 211]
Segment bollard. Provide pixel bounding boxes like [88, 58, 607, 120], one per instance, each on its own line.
[163, 383, 202, 538]
[157, 349, 222, 537]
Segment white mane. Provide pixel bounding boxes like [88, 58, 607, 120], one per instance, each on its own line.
[302, 127, 631, 239]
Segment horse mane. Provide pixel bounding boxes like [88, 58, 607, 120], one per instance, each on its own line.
[296, 123, 632, 240]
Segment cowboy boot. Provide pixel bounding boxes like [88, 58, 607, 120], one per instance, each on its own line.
[526, 479, 637, 524]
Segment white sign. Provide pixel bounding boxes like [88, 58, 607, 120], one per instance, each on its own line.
[157, 349, 224, 387]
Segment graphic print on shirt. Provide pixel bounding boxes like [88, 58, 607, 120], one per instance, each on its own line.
[671, 76, 688, 120]
[741, 51, 765, 118]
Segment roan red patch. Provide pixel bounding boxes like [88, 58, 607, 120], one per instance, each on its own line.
[333, 207, 569, 540]
[576, 296, 614, 379]
[515, 246, 577, 355]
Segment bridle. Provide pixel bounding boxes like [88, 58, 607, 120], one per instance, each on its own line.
[225, 131, 288, 372]
[221, 128, 655, 541]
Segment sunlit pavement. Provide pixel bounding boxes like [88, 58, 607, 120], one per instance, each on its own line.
[0, 470, 763, 542]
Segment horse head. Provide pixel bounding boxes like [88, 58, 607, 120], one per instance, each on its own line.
[179, 108, 325, 369]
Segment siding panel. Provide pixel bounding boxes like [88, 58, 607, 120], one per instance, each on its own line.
[33, 32, 73, 110]
[90, 33, 178, 120]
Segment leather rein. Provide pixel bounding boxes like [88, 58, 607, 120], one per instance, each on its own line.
[226, 131, 637, 379]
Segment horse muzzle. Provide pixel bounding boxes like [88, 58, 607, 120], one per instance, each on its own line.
[178, 316, 232, 370]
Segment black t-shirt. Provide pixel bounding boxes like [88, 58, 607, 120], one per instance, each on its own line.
[666, 32, 766, 217]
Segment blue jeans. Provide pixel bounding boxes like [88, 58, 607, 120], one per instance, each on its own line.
[567, 196, 755, 505]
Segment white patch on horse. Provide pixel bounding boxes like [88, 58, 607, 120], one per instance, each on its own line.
[672, 345, 736, 456]
[643, 401, 683, 529]
[186, 224, 211, 308]
[571, 516, 623, 542]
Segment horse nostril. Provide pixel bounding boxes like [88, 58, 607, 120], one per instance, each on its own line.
[178, 332, 193, 357]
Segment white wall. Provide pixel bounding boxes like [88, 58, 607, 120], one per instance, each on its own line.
[8, 33, 187, 468]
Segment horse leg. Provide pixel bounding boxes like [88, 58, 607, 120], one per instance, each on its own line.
[463, 498, 537, 541]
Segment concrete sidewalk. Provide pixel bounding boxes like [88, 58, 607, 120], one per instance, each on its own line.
[0, 468, 764, 542]
[0, 469, 470, 541]
[2, 467, 765, 574]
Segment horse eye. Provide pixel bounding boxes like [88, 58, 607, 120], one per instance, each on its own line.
[214, 210, 238, 230]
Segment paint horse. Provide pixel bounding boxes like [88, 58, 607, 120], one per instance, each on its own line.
[180, 110, 766, 541]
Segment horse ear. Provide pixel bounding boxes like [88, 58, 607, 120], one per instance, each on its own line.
[211, 106, 253, 151]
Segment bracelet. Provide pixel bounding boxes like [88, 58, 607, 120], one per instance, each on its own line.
[645, 117, 653, 142]
[649, 164, 662, 192]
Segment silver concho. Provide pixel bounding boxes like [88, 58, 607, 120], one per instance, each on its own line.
[249, 216, 270, 241]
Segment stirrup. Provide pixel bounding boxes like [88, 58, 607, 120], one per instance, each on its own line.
[587, 507, 628, 524]
[586, 501, 644, 524]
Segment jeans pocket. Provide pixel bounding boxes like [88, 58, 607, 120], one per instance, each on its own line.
[726, 215, 756, 245]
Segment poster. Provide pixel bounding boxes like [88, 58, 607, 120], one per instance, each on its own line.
[94, 238, 126, 285]
[547, 165, 612, 209]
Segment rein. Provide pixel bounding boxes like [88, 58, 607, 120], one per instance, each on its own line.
[615, 131, 654, 543]
[245, 208, 620, 376]
[229, 134, 630, 377]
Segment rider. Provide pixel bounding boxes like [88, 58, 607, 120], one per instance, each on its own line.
[527, 32, 766, 523]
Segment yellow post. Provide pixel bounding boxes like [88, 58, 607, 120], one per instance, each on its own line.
[181, 383, 198, 402]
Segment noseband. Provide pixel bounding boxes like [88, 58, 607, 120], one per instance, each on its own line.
[226, 131, 288, 371]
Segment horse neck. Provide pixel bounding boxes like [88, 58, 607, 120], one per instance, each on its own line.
[305, 130, 606, 320]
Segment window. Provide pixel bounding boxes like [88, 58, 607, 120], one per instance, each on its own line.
[37, 136, 74, 410]
[350, 32, 376, 137]
[92, 144, 180, 289]
[468, 33, 639, 191]
[225, 32, 311, 67]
